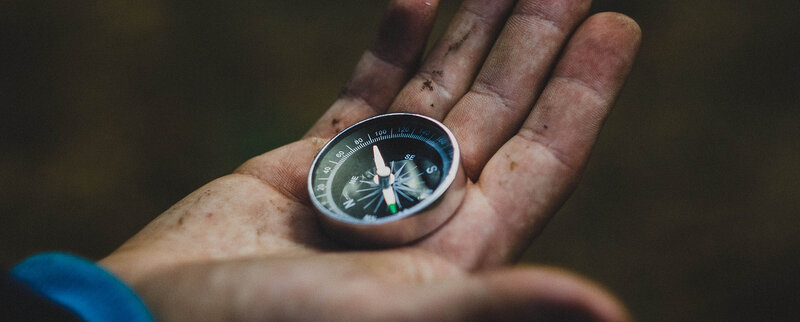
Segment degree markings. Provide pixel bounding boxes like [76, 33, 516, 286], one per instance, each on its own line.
[315, 128, 452, 217]
[344, 132, 437, 160]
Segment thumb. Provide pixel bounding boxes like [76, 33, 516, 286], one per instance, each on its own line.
[468, 267, 630, 321]
[412, 266, 630, 321]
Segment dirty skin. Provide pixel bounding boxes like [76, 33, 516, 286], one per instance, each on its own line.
[422, 79, 434, 91]
[176, 212, 212, 226]
[446, 26, 474, 55]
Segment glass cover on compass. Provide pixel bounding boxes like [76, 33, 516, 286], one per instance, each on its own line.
[308, 113, 458, 224]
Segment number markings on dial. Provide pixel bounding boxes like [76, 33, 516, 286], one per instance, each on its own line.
[312, 122, 454, 222]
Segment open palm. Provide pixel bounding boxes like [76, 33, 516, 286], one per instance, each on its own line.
[100, 0, 641, 320]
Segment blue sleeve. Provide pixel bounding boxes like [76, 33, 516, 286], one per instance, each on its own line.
[9, 253, 154, 322]
[1, 271, 79, 321]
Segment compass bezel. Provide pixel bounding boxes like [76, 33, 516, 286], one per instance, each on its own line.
[307, 113, 465, 246]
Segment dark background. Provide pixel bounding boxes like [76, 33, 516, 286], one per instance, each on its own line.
[2, 0, 798, 320]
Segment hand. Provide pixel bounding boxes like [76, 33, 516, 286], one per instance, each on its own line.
[100, 0, 640, 320]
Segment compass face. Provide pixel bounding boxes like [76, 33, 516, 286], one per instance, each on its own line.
[308, 113, 459, 225]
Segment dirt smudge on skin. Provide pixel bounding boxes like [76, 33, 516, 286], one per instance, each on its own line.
[422, 79, 434, 91]
[446, 26, 474, 55]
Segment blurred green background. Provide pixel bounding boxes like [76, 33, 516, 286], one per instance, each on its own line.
[2, 0, 798, 320]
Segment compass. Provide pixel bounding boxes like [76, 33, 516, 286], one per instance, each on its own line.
[308, 113, 465, 246]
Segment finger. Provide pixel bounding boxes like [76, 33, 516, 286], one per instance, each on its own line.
[466, 267, 630, 321]
[387, 0, 516, 118]
[421, 13, 641, 268]
[305, 0, 439, 138]
[400, 267, 628, 321]
[444, 0, 592, 180]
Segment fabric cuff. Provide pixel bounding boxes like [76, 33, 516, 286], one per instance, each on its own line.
[11, 252, 154, 322]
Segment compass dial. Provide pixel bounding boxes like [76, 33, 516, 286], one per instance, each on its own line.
[308, 113, 463, 245]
